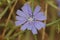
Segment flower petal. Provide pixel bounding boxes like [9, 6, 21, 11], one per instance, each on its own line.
[15, 20, 26, 26]
[31, 26, 37, 34]
[21, 3, 32, 16]
[34, 12, 46, 21]
[16, 16, 27, 21]
[34, 21, 46, 30]
[16, 10, 28, 18]
[21, 22, 28, 31]
[33, 5, 41, 14]
[21, 22, 32, 31]
[27, 22, 33, 30]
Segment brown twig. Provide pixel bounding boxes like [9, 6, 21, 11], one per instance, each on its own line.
[42, 3, 48, 40]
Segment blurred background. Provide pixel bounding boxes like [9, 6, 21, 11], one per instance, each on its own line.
[0, 0, 60, 40]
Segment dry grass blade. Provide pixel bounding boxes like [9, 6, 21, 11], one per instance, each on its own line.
[42, 3, 48, 40]
[2, 0, 18, 37]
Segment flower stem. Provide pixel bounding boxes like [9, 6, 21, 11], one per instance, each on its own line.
[34, 35, 37, 40]
[31, 0, 34, 11]
[25, 30, 31, 40]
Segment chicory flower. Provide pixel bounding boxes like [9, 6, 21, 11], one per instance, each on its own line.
[15, 3, 46, 34]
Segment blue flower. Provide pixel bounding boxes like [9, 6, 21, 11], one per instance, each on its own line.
[15, 3, 46, 34]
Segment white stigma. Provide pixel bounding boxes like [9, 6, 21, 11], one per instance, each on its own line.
[28, 17, 33, 21]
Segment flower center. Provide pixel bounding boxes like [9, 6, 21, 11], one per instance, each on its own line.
[28, 17, 34, 21]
